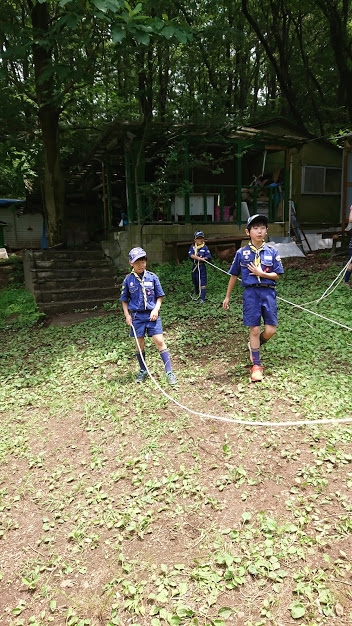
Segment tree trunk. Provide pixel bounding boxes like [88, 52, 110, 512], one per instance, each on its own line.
[30, 0, 65, 246]
[39, 105, 65, 245]
[241, 0, 309, 132]
[315, 0, 352, 124]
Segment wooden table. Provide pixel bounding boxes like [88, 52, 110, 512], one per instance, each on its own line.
[165, 235, 249, 265]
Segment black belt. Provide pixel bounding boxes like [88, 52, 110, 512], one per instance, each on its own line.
[245, 284, 276, 289]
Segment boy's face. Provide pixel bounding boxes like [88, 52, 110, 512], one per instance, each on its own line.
[246, 222, 268, 244]
[195, 237, 204, 245]
[130, 257, 147, 273]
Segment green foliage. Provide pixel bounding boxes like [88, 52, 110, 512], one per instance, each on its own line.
[0, 257, 43, 329]
[0, 285, 43, 329]
[0, 259, 352, 624]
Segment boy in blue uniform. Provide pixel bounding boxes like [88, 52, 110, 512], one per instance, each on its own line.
[120, 247, 177, 385]
[188, 231, 211, 303]
[222, 214, 284, 382]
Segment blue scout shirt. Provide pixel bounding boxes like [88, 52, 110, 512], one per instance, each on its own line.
[120, 270, 165, 311]
[228, 243, 284, 287]
[188, 244, 211, 268]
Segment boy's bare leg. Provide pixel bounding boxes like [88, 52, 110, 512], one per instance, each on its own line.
[152, 334, 167, 351]
[261, 324, 277, 344]
[249, 326, 260, 350]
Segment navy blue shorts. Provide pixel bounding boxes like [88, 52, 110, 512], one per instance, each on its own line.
[192, 265, 207, 289]
[130, 311, 163, 337]
[243, 287, 278, 327]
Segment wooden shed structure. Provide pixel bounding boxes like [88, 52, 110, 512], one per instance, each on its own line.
[71, 121, 308, 230]
[253, 120, 342, 229]
[71, 119, 342, 236]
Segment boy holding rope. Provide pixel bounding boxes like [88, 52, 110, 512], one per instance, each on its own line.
[222, 214, 284, 382]
[188, 231, 212, 303]
[120, 247, 177, 385]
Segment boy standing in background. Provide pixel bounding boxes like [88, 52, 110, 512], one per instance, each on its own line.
[188, 231, 211, 303]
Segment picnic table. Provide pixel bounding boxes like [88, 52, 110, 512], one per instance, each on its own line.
[165, 235, 249, 265]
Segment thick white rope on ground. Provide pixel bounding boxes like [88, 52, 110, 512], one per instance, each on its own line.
[131, 324, 352, 428]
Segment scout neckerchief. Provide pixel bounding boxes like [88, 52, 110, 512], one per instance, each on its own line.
[249, 241, 265, 283]
[192, 241, 204, 273]
[131, 269, 147, 308]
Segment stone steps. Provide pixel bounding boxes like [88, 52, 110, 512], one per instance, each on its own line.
[34, 276, 116, 290]
[24, 248, 122, 315]
[36, 297, 118, 316]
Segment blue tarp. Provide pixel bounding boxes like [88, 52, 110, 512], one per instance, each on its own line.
[0, 198, 24, 205]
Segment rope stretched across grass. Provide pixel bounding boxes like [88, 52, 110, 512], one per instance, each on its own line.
[130, 321, 352, 428]
[203, 258, 352, 332]
[128, 255, 352, 427]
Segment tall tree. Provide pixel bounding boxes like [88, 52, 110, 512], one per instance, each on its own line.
[0, 0, 191, 244]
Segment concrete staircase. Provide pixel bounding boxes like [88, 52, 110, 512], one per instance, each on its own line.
[24, 248, 121, 315]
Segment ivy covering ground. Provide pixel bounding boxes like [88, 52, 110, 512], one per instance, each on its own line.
[0, 254, 351, 626]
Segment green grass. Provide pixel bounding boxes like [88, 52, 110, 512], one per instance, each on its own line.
[0, 255, 351, 626]
[0, 256, 43, 329]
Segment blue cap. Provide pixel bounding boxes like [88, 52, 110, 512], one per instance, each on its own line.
[194, 231, 205, 239]
[129, 247, 147, 263]
[246, 214, 268, 229]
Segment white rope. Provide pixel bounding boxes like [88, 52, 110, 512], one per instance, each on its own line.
[130, 324, 352, 428]
[278, 295, 352, 331]
[301, 256, 352, 306]
[126, 253, 352, 428]
[204, 259, 230, 275]
[190, 261, 202, 300]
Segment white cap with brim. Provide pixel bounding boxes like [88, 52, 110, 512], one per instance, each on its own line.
[246, 214, 268, 228]
[129, 247, 147, 263]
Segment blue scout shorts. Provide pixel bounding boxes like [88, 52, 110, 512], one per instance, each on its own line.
[130, 311, 163, 337]
[243, 287, 278, 327]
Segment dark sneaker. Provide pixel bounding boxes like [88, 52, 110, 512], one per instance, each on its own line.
[167, 371, 178, 386]
[136, 370, 148, 383]
[251, 365, 263, 382]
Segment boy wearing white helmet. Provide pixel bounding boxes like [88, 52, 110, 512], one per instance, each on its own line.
[222, 215, 284, 382]
[120, 247, 177, 385]
[188, 231, 211, 303]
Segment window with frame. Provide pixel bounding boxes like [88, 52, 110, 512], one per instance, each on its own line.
[301, 165, 341, 195]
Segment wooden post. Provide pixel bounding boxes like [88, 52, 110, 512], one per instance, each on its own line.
[236, 144, 242, 224]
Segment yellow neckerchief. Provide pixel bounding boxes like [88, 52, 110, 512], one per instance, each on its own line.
[131, 269, 147, 308]
[249, 241, 265, 282]
[192, 241, 205, 272]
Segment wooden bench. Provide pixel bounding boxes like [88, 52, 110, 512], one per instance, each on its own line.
[318, 231, 345, 261]
[165, 235, 249, 265]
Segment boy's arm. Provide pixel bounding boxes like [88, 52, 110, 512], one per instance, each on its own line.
[122, 301, 132, 326]
[222, 275, 238, 309]
[150, 296, 163, 321]
[349, 205, 352, 223]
